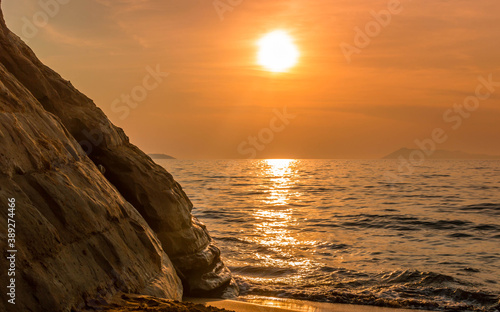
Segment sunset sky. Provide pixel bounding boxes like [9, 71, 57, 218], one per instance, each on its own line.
[3, 0, 500, 159]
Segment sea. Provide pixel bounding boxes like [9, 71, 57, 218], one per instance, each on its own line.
[157, 159, 500, 311]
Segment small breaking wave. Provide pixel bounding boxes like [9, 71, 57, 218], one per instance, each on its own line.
[235, 269, 500, 311]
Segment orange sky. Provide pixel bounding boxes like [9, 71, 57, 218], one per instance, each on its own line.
[3, 0, 500, 159]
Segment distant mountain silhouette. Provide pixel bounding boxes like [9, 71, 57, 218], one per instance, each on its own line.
[383, 148, 500, 160]
[148, 153, 176, 159]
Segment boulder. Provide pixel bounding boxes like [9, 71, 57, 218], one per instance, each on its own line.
[0, 61, 182, 311]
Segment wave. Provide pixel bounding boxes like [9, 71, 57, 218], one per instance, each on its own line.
[460, 203, 500, 215]
[231, 265, 297, 277]
[235, 269, 500, 311]
[213, 236, 251, 244]
[328, 213, 500, 234]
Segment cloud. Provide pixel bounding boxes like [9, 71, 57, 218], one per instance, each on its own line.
[42, 24, 104, 48]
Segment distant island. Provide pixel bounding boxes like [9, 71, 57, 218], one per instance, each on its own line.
[148, 153, 176, 159]
[383, 148, 500, 160]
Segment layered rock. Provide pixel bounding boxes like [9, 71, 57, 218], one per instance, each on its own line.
[0, 0, 237, 304]
[0, 61, 182, 311]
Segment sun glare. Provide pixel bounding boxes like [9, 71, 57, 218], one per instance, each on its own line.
[257, 30, 299, 73]
[265, 159, 294, 175]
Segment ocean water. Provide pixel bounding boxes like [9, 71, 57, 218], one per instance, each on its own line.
[158, 159, 500, 311]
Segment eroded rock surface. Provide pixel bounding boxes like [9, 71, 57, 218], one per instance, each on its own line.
[0, 1, 237, 310]
[0, 61, 182, 311]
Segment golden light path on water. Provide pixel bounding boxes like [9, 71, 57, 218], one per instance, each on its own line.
[250, 159, 316, 280]
[262, 159, 295, 206]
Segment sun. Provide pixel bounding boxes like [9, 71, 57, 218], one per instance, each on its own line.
[257, 30, 299, 73]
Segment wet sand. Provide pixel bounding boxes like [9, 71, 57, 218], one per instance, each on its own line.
[186, 296, 435, 312]
[83, 293, 435, 312]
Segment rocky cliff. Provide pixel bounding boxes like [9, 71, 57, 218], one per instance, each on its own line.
[0, 2, 236, 311]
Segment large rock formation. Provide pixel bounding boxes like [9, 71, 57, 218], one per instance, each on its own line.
[0, 2, 237, 311]
[0, 56, 183, 311]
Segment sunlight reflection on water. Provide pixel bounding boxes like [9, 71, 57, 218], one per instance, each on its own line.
[260, 159, 297, 206]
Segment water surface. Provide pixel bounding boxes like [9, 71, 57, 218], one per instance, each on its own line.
[158, 159, 500, 311]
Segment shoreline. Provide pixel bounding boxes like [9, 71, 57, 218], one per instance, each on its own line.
[186, 296, 436, 312]
[80, 293, 438, 312]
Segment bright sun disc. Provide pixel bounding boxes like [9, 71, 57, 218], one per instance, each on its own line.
[257, 30, 299, 73]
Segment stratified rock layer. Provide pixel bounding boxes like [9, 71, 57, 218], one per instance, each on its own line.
[0, 0, 237, 306]
[0, 60, 182, 311]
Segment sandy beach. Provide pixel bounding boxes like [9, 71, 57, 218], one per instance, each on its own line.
[81, 294, 435, 312]
[186, 296, 435, 312]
